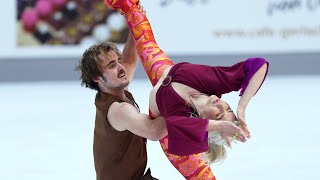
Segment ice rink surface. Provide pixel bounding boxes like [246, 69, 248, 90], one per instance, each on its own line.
[1, 75, 320, 180]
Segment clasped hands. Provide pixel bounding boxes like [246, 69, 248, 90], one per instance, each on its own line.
[215, 106, 250, 148]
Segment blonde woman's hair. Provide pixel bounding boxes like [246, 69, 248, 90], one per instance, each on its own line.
[201, 139, 227, 165]
[201, 122, 239, 165]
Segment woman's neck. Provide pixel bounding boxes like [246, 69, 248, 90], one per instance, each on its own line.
[189, 93, 207, 117]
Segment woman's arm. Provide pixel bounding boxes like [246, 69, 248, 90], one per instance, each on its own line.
[208, 120, 246, 147]
[165, 116, 246, 155]
[187, 58, 268, 97]
[237, 63, 268, 137]
[238, 63, 268, 111]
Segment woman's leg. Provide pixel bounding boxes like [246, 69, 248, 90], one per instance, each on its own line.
[105, 0, 173, 85]
[104, 1, 216, 179]
[159, 137, 216, 180]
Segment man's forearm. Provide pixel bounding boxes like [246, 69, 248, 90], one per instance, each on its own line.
[148, 116, 167, 141]
[122, 32, 138, 65]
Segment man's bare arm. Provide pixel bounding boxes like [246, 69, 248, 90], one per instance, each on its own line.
[107, 102, 167, 141]
[121, 5, 146, 85]
[121, 31, 138, 84]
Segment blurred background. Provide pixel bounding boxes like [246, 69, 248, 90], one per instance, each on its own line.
[1, 0, 320, 179]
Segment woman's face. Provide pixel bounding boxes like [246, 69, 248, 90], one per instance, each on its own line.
[201, 95, 236, 121]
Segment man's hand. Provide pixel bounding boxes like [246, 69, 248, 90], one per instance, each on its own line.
[138, 2, 146, 15]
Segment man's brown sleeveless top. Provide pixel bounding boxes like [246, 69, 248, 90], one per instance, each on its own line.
[93, 90, 147, 180]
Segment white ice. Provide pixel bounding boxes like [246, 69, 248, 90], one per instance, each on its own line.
[1, 75, 320, 180]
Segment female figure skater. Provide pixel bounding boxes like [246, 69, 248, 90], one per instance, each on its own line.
[103, 0, 269, 179]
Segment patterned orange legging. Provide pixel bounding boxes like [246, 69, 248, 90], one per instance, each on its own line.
[104, 0, 215, 179]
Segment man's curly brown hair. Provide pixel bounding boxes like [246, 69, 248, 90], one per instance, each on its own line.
[75, 42, 122, 91]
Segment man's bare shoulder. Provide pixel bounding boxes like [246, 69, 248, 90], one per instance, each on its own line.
[107, 101, 138, 131]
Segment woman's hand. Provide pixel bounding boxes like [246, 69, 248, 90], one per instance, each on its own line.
[209, 120, 247, 148]
[237, 106, 251, 139]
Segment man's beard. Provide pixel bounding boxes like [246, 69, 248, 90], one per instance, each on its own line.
[103, 78, 129, 90]
[116, 81, 129, 89]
